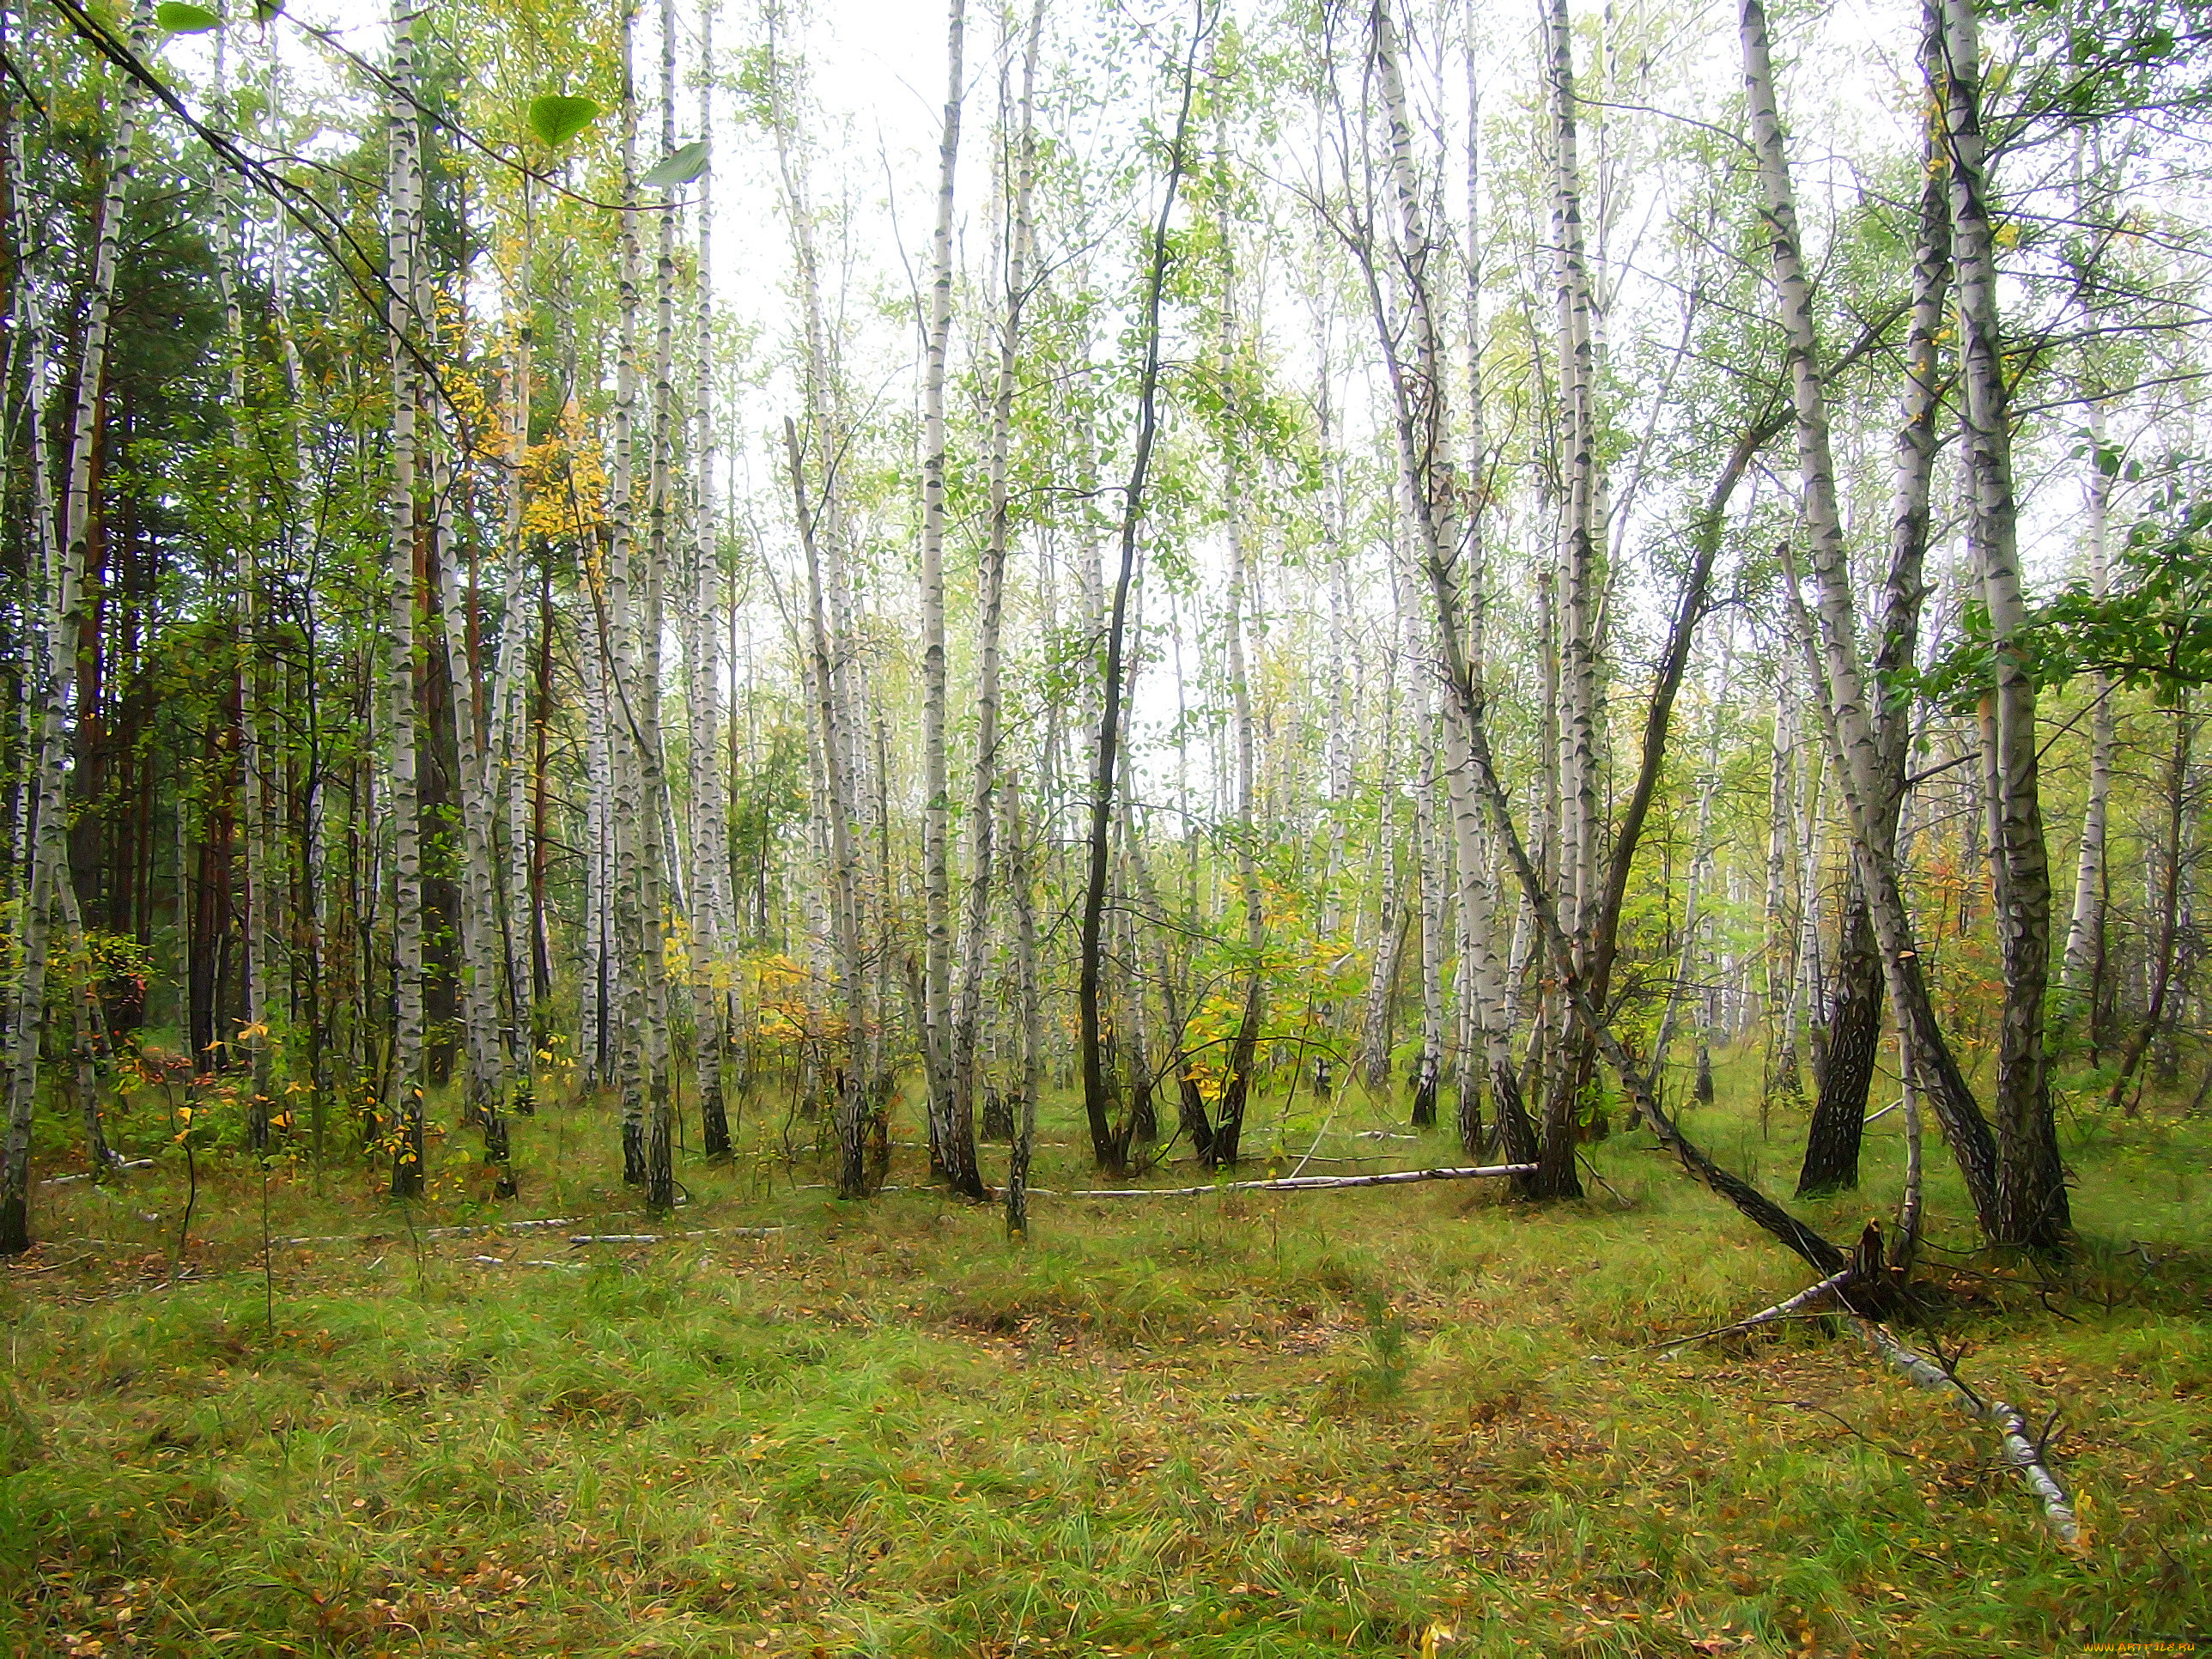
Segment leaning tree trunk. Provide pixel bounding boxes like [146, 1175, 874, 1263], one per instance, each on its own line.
[1349, 0, 1849, 1275]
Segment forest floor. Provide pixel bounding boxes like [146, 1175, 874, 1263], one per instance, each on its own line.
[2, 1049, 2209, 1657]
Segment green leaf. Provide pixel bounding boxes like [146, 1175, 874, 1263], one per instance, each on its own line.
[250, 0, 283, 20]
[528, 94, 600, 149]
[639, 141, 708, 189]
[155, 3, 222, 33]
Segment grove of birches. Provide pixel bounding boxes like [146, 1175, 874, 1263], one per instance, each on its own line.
[5, 0, 2212, 1439]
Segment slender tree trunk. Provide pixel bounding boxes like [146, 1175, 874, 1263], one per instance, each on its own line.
[385, 0, 427, 1199]
[2106, 701, 2191, 1115]
[684, 0, 732, 1158]
[919, 0, 981, 1197]
[954, 0, 1044, 1185]
[1761, 678, 1803, 1113]
[785, 420, 872, 1197]
[1005, 772, 1040, 1235]
[1079, 9, 1205, 1173]
[1211, 98, 1266, 1167]
[212, 38, 278, 1152]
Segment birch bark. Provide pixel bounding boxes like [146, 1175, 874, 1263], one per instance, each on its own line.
[919, 0, 981, 1195]
[385, 0, 427, 1199]
[953, 0, 1044, 1184]
[1935, 0, 2069, 1247]
[1, 7, 145, 1244]
[1738, 0, 2002, 1236]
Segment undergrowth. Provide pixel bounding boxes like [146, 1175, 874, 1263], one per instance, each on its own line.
[2, 1045, 2208, 1656]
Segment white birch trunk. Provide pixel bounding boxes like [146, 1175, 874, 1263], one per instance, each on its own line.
[918, 0, 974, 1194]
[1739, 0, 2002, 1231]
[384, 0, 427, 1198]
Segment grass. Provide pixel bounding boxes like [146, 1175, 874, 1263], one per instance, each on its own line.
[3, 1046, 2209, 1657]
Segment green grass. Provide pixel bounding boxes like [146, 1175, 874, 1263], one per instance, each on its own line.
[3, 1049, 2209, 1656]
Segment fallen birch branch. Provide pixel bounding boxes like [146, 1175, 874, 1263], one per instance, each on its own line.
[44, 1158, 156, 1186]
[1661, 1268, 1855, 1354]
[279, 1216, 585, 1248]
[1065, 1164, 1535, 1200]
[1852, 1316, 2083, 1547]
[470, 1255, 585, 1270]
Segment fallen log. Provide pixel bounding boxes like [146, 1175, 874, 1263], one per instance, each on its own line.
[278, 1216, 585, 1248]
[1852, 1316, 2083, 1547]
[567, 1226, 784, 1246]
[1064, 1164, 1535, 1200]
[470, 1255, 585, 1269]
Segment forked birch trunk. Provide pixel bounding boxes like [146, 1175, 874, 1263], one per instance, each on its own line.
[1936, 0, 2068, 1248]
[1738, 0, 2002, 1238]
[1800, 106, 1948, 1194]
